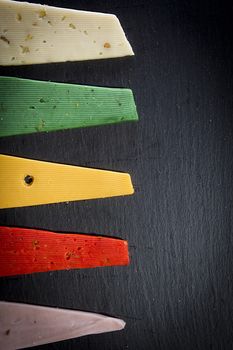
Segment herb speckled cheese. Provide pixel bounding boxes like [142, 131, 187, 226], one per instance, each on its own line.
[0, 0, 134, 65]
[0, 226, 130, 276]
[0, 76, 139, 137]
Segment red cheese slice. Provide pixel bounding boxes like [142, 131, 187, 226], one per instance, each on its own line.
[0, 226, 129, 277]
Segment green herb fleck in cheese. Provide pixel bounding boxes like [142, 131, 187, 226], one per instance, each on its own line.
[25, 34, 33, 41]
[20, 45, 30, 53]
[38, 9, 46, 18]
[69, 23, 76, 29]
[0, 36, 10, 45]
[16, 13, 22, 21]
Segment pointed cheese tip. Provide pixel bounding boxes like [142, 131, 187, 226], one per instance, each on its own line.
[111, 14, 135, 57]
[95, 315, 126, 335]
[127, 173, 135, 195]
[111, 317, 126, 331]
[123, 240, 130, 265]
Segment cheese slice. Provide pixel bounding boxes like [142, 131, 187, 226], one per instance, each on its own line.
[0, 226, 130, 276]
[0, 76, 139, 137]
[0, 0, 134, 65]
[0, 154, 134, 208]
[0, 302, 125, 349]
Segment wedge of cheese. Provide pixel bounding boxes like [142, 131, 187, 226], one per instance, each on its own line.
[0, 302, 125, 349]
[0, 0, 134, 65]
[0, 76, 139, 137]
[0, 226, 130, 276]
[0, 154, 134, 208]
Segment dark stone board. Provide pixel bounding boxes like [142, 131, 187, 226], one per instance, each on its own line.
[0, 1, 233, 349]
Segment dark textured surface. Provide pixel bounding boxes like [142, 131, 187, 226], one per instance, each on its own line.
[0, 1, 233, 349]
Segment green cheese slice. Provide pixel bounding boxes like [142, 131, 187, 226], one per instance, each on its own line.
[0, 76, 138, 137]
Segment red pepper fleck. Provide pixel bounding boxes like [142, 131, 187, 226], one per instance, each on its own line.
[104, 42, 111, 48]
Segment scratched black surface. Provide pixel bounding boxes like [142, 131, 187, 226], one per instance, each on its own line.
[0, 0, 233, 349]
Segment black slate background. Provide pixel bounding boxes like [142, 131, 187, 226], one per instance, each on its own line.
[0, 1, 233, 349]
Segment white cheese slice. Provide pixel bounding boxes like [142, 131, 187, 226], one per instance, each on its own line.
[0, 0, 134, 65]
[0, 301, 126, 349]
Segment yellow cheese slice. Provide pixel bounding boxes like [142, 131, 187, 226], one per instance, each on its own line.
[0, 0, 134, 65]
[0, 154, 134, 209]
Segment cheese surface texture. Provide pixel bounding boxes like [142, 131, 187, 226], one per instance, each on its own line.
[0, 302, 125, 349]
[0, 226, 130, 276]
[0, 0, 134, 65]
[0, 76, 139, 137]
[0, 154, 134, 208]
